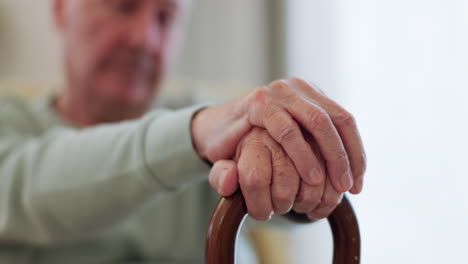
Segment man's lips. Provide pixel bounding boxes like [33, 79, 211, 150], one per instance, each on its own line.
[102, 51, 157, 77]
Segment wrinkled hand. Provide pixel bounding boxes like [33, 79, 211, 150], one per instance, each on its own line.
[192, 77, 366, 194]
[208, 128, 344, 221]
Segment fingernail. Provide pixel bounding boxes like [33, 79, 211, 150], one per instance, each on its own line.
[341, 169, 353, 191]
[264, 212, 273, 221]
[308, 168, 322, 184]
[337, 193, 344, 204]
[257, 215, 272, 221]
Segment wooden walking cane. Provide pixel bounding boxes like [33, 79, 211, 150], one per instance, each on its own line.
[205, 191, 360, 264]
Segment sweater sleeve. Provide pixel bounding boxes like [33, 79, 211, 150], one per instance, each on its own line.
[0, 98, 211, 245]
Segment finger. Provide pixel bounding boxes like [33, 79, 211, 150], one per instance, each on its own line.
[289, 78, 367, 194]
[238, 141, 274, 221]
[294, 130, 326, 213]
[292, 180, 324, 213]
[282, 91, 352, 193]
[269, 141, 300, 215]
[246, 93, 324, 186]
[208, 160, 239, 197]
[331, 115, 366, 194]
[307, 177, 343, 220]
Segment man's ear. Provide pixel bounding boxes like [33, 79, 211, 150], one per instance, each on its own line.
[52, 0, 65, 32]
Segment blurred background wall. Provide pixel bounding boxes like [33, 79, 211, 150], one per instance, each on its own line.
[0, 1, 62, 83]
[285, 1, 468, 264]
[1, 0, 468, 264]
[0, 0, 273, 98]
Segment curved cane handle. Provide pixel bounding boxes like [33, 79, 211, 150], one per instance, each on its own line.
[205, 191, 360, 264]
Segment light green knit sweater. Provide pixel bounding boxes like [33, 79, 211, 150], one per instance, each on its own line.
[0, 95, 223, 264]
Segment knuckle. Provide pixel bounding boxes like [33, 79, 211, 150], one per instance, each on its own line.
[288, 77, 309, 88]
[296, 191, 321, 205]
[248, 86, 269, 105]
[294, 200, 319, 213]
[318, 201, 336, 209]
[288, 77, 322, 94]
[240, 169, 270, 190]
[334, 152, 350, 171]
[273, 188, 294, 204]
[307, 109, 331, 132]
[334, 108, 356, 128]
[268, 80, 298, 102]
[262, 103, 284, 124]
[268, 80, 290, 94]
[302, 195, 321, 205]
[319, 197, 339, 209]
[278, 121, 300, 144]
[288, 77, 304, 83]
[336, 151, 349, 163]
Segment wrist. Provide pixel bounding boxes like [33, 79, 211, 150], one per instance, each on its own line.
[190, 106, 210, 160]
[190, 96, 252, 163]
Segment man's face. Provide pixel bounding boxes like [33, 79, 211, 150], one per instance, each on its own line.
[56, 0, 184, 112]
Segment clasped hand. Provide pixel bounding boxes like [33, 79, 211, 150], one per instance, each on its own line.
[191, 78, 366, 221]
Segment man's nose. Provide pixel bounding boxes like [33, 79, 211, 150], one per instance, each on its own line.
[129, 12, 161, 52]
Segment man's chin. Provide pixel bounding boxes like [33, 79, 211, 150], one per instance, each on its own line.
[95, 90, 155, 119]
[91, 76, 159, 116]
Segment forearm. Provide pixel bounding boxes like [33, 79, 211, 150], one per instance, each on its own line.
[0, 106, 210, 245]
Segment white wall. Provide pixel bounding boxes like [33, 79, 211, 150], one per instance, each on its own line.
[286, 1, 468, 263]
[285, 1, 342, 99]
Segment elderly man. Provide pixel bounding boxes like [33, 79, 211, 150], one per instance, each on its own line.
[0, 0, 366, 263]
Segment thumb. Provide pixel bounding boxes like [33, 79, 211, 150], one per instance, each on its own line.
[208, 160, 239, 197]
